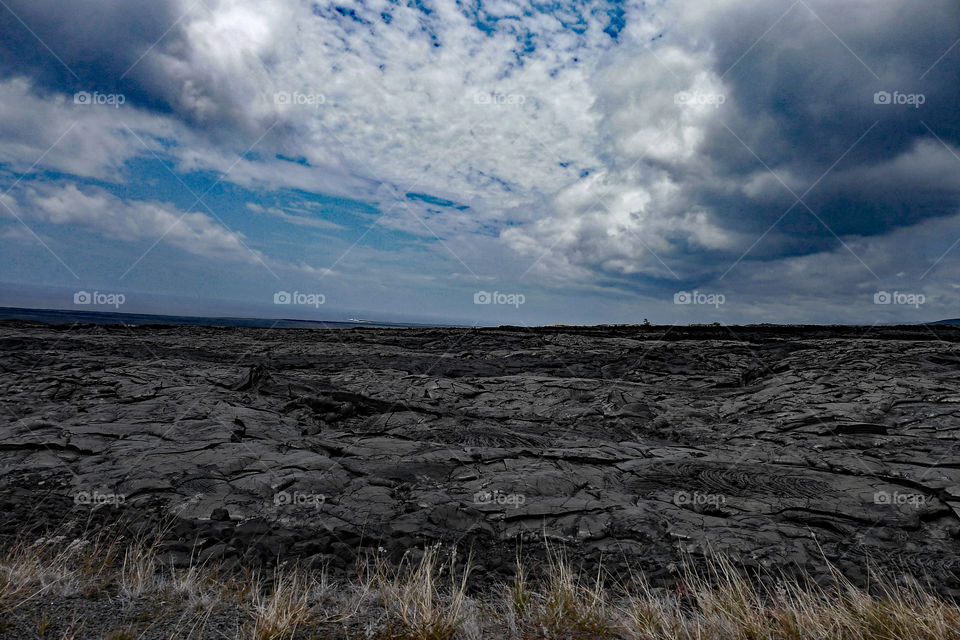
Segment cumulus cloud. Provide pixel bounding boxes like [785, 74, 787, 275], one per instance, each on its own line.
[0, 77, 172, 181]
[11, 182, 265, 264]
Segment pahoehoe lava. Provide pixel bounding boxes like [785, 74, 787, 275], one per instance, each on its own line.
[2, 322, 960, 593]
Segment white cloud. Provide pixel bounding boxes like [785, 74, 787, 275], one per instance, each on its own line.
[24, 183, 264, 263]
[245, 202, 344, 231]
[151, 0, 739, 277]
[0, 77, 174, 181]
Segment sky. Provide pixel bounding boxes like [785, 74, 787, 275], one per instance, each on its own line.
[0, 0, 958, 326]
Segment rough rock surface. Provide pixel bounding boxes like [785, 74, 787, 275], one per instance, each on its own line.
[2, 322, 960, 592]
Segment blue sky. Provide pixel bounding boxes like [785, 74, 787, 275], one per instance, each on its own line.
[0, 0, 959, 325]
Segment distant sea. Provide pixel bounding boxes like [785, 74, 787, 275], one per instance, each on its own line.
[0, 307, 451, 329]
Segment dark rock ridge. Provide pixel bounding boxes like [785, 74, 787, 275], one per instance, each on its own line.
[1, 321, 960, 593]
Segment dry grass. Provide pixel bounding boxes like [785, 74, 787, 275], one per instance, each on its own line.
[367, 544, 473, 640]
[1, 524, 960, 639]
[619, 555, 960, 640]
[244, 565, 318, 640]
[506, 546, 617, 639]
[0, 526, 121, 607]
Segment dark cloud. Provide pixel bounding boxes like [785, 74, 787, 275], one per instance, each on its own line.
[689, 0, 960, 258]
[0, 0, 285, 144]
[0, 0, 185, 111]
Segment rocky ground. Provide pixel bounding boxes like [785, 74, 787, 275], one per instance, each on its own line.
[2, 321, 960, 595]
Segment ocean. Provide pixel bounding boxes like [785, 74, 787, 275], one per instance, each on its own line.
[0, 307, 447, 329]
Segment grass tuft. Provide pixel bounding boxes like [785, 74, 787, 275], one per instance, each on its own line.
[368, 544, 472, 640]
[244, 564, 318, 640]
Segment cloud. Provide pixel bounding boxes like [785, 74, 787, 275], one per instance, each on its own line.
[0, 77, 173, 181]
[712, 206, 960, 323]
[505, 0, 960, 286]
[17, 182, 265, 263]
[245, 202, 344, 231]
[0, 0, 184, 94]
[0, 0, 959, 320]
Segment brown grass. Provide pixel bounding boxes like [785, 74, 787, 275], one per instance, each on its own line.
[368, 545, 472, 640]
[244, 565, 318, 640]
[1, 523, 959, 639]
